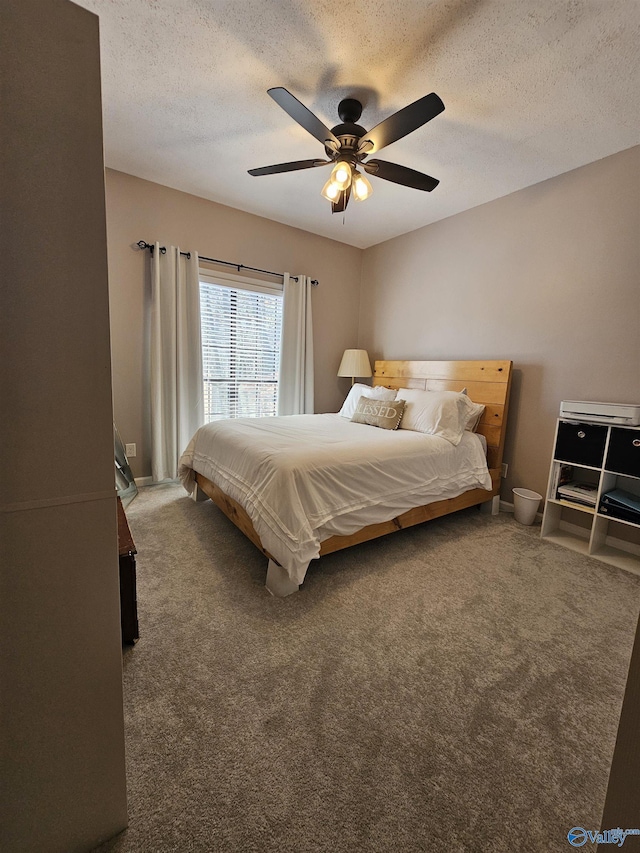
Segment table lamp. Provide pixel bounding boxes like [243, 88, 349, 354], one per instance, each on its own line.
[338, 349, 372, 385]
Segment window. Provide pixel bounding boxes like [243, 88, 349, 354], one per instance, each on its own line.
[199, 270, 283, 422]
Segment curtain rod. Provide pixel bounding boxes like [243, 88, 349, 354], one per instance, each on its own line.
[136, 241, 319, 286]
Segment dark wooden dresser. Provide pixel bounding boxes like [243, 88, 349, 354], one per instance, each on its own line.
[117, 497, 139, 644]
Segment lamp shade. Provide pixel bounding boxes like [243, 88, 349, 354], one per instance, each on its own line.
[338, 349, 372, 380]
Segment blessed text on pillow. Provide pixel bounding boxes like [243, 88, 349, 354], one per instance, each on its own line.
[351, 396, 406, 430]
[339, 383, 397, 418]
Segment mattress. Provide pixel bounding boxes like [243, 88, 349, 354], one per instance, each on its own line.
[179, 413, 492, 585]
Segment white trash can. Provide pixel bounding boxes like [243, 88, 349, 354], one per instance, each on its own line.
[512, 488, 542, 525]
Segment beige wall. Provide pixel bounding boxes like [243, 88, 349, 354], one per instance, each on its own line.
[105, 170, 363, 478]
[107, 149, 639, 494]
[359, 146, 640, 501]
[1, 1, 127, 850]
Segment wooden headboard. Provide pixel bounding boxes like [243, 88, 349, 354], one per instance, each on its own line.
[374, 360, 512, 474]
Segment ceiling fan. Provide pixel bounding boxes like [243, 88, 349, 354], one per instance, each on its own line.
[248, 87, 445, 214]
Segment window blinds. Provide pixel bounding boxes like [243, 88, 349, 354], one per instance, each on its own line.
[199, 273, 283, 422]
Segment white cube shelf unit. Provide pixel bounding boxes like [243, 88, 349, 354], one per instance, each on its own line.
[541, 419, 640, 574]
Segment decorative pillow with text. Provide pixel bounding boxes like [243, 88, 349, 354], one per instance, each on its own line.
[339, 383, 397, 418]
[351, 396, 406, 430]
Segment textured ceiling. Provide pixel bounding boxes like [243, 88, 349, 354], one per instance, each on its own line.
[76, 0, 640, 249]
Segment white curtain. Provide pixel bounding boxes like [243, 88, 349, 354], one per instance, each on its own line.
[150, 244, 204, 481]
[277, 274, 314, 415]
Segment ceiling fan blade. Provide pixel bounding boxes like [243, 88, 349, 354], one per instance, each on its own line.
[358, 93, 444, 154]
[268, 87, 340, 148]
[364, 159, 439, 192]
[248, 159, 330, 177]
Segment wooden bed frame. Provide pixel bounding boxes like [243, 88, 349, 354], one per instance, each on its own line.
[194, 359, 512, 595]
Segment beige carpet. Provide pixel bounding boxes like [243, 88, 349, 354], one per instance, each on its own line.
[95, 484, 640, 853]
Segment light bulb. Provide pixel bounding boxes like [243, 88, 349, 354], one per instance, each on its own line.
[330, 161, 352, 190]
[321, 178, 341, 202]
[352, 172, 373, 201]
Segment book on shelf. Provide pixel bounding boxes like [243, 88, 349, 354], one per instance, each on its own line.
[558, 465, 573, 486]
[551, 464, 573, 497]
[557, 481, 598, 506]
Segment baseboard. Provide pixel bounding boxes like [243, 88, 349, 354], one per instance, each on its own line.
[557, 520, 640, 558]
[557, 519, 590, 540]
[499, 500, 544, 523]
[606, 535, 640, 557]
[134, 476, 180, 487]
[134, 476, 153, 486]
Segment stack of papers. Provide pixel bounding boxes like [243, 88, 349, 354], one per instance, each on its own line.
[557, 482, 598, 506]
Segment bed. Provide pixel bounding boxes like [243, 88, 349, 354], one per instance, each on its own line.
[179, 360, 512, 595]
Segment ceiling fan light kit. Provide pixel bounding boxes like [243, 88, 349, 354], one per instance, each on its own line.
[331, 161, 352, 190]
[320, 176, 341, 202]
[352, 171, 372, 201]
[249, 87, 444, 215]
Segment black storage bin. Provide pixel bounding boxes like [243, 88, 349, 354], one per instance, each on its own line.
[605, 428, 640, 477]
[555, 421, 607, 467]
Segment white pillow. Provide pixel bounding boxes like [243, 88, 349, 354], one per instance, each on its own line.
[339, 383, 397, 418]
[397, 388, 475, 445]
[461, 387, 486, 432]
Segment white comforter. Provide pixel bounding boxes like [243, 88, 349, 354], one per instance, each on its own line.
[179, 413, 492, 585]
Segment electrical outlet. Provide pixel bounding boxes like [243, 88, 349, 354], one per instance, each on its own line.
[125, 443, 136, 458]
[501, 462, 508, 478]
